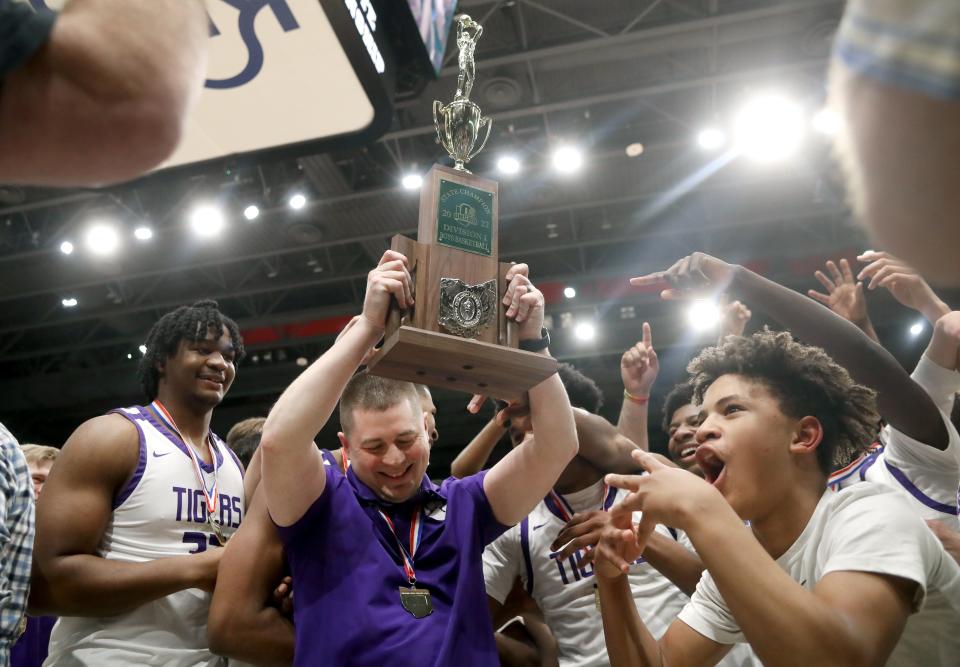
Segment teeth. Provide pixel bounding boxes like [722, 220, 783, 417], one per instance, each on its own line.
[680, 447, 697, 458]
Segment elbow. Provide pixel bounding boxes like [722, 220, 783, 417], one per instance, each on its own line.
[206, 603, 238, 659]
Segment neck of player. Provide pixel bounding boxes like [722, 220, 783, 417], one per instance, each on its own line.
[156, 389, 214, 457]
[749, 482, 825, 559]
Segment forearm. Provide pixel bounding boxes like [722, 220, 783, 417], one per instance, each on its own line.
[731, 265, 945, 445]
[616, 399, 650, 452]
[495, 634, 541, 667]
[856, 317, 880, 344]
[450, 418, 505, 478]
[263, 321, 379, 468]
[919, 297, 951, 326]
[598, 574, 661, 667]
[208, 605, 294, 667]
[485, 367, 578, 525]
[641, 532, 704, 596]
[574, 409, 642, 474]
[34, 553, 200, 616]
[685, 509, 860, 665]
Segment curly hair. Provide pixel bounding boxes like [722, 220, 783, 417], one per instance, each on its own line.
[137, 300, 245, 401]
[687, 328, 880, 474]
[557, 362, 604, 414]
[661, 382, 696, 434]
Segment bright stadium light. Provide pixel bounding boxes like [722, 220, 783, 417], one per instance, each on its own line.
[574, 321, 596, 341]
[687, 299, 721, 331]
[909, 321, 925, 337]
[243, 205, 260, 221]
[811, 107, 841, 136]
[289, 193, 307, 210]
[401, 173, 423, 190]
[733, 94, 805, 162]
[697, 127, 726, 150]
[189, 205, 226, 238]
[139, 344, 148, 355]
[85, 223, 121, 256]
[497, 156, 521, 174]
[133, 226, 153, 241]
[61, 297, 78, 308]
[59, 240, 74, 255]
[563, 286, 577, 299]
[552, 146, 583, 173]
[625, 142, 645, 157]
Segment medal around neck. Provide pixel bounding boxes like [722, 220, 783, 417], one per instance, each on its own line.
[399, 586, 434, 619]
[366, 14, 557, 402]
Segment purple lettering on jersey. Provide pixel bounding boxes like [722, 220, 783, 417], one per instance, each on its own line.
[231, 496, 243, 527]
[192, 489, 207, 522]
[219, 493, 231, 527]
[549, 551, 571, 584]
[173, 486, 188, 522]
[567, 555, 582, 581]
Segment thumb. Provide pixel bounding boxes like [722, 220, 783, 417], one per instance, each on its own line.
[605, 472, 643, 493]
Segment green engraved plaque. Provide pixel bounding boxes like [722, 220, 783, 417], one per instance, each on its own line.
[436, 179, 494, 257]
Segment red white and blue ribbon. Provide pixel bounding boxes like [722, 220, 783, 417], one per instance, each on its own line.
[151, 400, 220, 521]
[377, 504, 424, 585]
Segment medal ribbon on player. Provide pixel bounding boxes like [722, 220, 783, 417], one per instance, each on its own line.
[545, 483, 611, 523]
[377, 504, 434, 619]
[151, 400, 226, 544]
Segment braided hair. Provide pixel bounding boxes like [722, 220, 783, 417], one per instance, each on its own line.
[137, 300, 245, 401]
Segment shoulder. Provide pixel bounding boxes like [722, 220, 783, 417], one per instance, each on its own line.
[58, 413, 141, 483]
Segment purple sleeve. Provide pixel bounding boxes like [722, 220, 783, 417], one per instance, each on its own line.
[274, 464, 338, 547]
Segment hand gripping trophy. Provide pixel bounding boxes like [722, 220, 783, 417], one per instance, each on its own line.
[434, 15, 492, 172]
[366, 14, 556, 399]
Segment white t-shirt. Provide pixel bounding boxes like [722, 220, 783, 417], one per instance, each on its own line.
[678, 485, 960, 666]
[829, 353, 960, 528]
[483, 480, 758, 667]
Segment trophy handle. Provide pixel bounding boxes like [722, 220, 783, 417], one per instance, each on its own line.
[469, 116, 492, 160]
[433, 101, 453, 155]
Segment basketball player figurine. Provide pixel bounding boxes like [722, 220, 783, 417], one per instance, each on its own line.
[30, 301, 246, 666]
[454, 14, 482, 101]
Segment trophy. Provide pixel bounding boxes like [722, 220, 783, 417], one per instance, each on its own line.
[366, 15, 557, 399]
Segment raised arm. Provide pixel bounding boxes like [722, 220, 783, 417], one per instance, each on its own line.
[483, 266, 578, 526]
[633, 252, 946, 448]
[208, 488, 293, 667]
[450, 414, 506, 479]
[0, 0, 209, 186]
[261, 250, 414, 526]
[30, 415, 220, 616]
[857, 251, 951, 325]
[807, 258, 879, 343]
[616, 322, 657, 451]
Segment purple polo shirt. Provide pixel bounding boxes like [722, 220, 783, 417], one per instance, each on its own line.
[277, 464, 509, 667]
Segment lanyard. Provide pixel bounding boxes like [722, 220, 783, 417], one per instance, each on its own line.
[546, 483, 611, 523]
[376, 504, 424, 585]
[152, 400, 220, 520]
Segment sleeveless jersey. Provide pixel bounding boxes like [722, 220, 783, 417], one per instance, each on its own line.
[45, 405, 245, 667]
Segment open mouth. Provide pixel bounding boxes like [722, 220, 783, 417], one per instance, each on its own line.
[380, 465, 413, 482]
[695, 448, 726, 485]
[679, 445, 698, 461]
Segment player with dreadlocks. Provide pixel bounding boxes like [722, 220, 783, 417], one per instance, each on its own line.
[30, 300, 247, 666]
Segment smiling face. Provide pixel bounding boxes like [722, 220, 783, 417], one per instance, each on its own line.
[667, 403, 703, 475]
[341, 398, 430, 503]
[158, 326, 236, 408]
[693, 373, 820, 521]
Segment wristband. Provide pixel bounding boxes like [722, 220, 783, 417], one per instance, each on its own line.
[623, 389, 649, 405]
[519, 327, 550, 352]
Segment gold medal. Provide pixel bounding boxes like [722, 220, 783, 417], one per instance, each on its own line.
[594, 583, 602, 612]
[399, 586, 434, 619]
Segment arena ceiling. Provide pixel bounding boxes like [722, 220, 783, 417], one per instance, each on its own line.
[2, 0, 953, 475]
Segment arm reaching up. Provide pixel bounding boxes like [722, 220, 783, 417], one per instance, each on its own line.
[857, 251, 950, 324]
[632, 252, 946, 449]
[617, 322, 657, 451]
[483, 265, 578, 526]
[261, 250, 415, 526]
[807, 258, 879, 343]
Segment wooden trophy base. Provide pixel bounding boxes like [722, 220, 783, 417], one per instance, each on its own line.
[367, 325, 558, 400]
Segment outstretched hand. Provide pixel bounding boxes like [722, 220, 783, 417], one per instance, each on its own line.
[719, 299, 752, 337]
[630, 252, 736, 300]
[621, 322, 659, 396]
[857, 251, 947, 322]
[808, 258, 870, 326]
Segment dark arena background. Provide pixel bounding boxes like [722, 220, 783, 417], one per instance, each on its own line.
[3, 0, 956, 477]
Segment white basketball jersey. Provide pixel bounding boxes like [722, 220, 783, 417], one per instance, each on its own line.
[45, 405, 246, 667]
